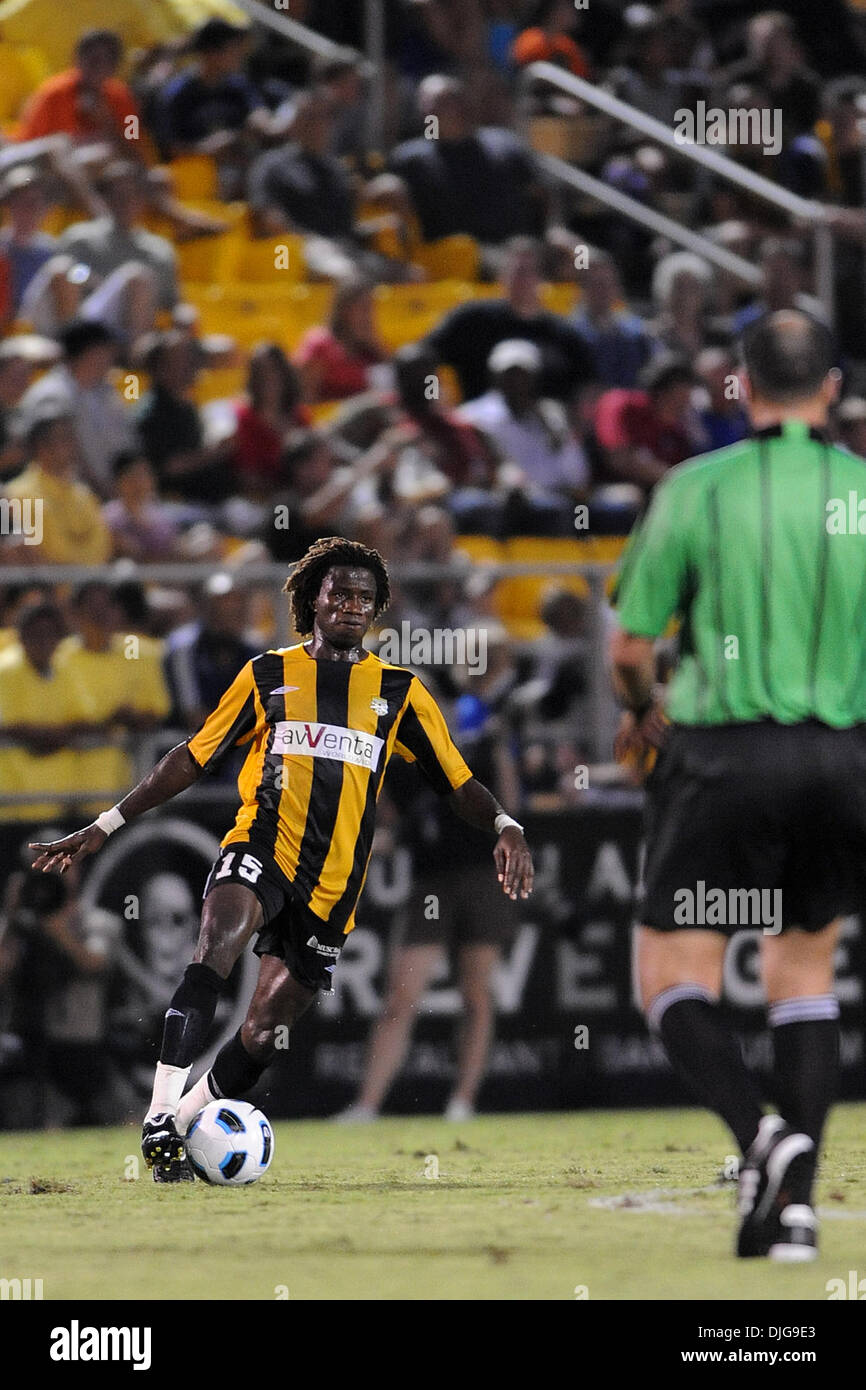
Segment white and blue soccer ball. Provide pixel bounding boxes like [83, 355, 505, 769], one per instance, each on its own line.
[185, 1100, 274, 1185]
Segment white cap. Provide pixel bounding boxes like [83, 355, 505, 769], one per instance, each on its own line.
[488, 338, 542, 375]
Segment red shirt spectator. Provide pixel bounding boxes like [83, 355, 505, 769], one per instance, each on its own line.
[592, 355, 699, 491]
[294, 275, 388, 404]
[230, 342, 310, 495]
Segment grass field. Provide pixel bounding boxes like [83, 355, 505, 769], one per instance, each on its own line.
[1, 1105, 865, 1301]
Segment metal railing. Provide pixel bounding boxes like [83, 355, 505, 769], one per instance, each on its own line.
[521, 60, 836, 325]
[0, 556, 620, 765]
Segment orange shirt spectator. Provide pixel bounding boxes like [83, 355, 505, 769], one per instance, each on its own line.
[16, 29, 139, 145]
[17, 70, 139, 143]
[511, 29, 591, 79]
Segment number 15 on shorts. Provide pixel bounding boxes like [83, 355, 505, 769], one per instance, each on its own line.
[214, 850, 264, 884]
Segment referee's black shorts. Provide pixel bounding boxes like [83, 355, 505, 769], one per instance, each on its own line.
[641, 720, 866, 935]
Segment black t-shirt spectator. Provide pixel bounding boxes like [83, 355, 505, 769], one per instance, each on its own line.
[136, 386, 231, 502]
[247, 144, 356, 238]
[427, 300, 597, 403]
[157, 72, 263, 148]
[389, 129, 543, 244]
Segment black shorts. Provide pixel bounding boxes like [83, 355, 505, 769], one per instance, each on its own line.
[641, 721, 866, 935]
[203, 841, 345, 992]
[394, 864, 518, 950]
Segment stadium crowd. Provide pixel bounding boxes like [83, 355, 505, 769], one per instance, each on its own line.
[2, 1, 866, 1122]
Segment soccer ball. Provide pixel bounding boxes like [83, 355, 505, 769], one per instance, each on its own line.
[185, 1100, 274, 1185]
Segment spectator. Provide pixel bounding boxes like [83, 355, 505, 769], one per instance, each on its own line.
[724, 11, 821, 143]
[102, 451, 185, 561]
[836, 397, 866, 459]
[135, 330, 234, 502]
[163, 573, 257, 732]
[650, 252, 717, 358]
[0, 337, 54, 479]
[609, 14, 688, 128]
[458, 339, 589, 533]
[731, 237, 826, 335]
[2, 412, 111, 566]
[0, 602, 94, 821]
[56, 579, 171, 807]
[511, 0, 592, 79]
[695, 346, 750, 451]
[16, 29, 140, 149]
[17, 319, 135, 498]
[388, 75, 546, 247]
[0, 167, 58, 317]
[571, 251, 657, 388]
[230, 343, 310, 499]
[50, 161, 179, 339]
[247, 88, 355, 242]
[427, 236, 596, 402]
[154, 20, 264, 194]
[294, 275, 390, 404]
[313, 50, 367, 162]
[592, 353, 700, 493]
[327, 342, 501, 527]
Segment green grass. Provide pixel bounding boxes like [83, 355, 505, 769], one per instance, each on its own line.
[1, 1106, 864, 1300]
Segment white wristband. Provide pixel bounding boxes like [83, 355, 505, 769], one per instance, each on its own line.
[494, 813, 524, 836]
[95, 806, 126, 837]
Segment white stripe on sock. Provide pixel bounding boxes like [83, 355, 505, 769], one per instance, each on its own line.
[768, 994, 840, 1028]
[646, 983, 714, 1035]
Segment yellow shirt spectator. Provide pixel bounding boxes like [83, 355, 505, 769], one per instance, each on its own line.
[4, 462, 111, 566]
[0, 640, 94, 821]
[55, 632, 171, 807]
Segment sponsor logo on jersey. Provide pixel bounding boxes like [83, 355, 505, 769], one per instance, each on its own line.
[271, 721, 384, 770]
[306, 935, 342, 958]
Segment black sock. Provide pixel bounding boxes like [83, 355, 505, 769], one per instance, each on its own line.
[160, 963, 226, 1068]
[769, 995, 840, 1205]
[648, 985, 764, 1155]
[210, 1028, 270, 1099]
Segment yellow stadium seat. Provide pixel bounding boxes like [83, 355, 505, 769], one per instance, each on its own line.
[307, 400, 344, 426]
[192, 365, 246, 404]
[452, 535, 504, 566]
[181, 283, 332, 355]
[174, 205, 247, 284]
[0, 42, 50, 125]
[494, 537, 592, 629]
[413, 236, 480, 282]
[233, 234, 306, 284]
[168, 155, 219, 201]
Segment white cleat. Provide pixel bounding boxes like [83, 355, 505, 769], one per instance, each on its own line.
[333, 1104, 378, 1124]
[443, 1098, 475, 1122]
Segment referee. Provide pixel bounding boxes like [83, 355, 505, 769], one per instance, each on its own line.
[610, 309, 865, 1261]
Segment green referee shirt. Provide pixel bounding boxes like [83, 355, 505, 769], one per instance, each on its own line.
[612, 420, 866, 727]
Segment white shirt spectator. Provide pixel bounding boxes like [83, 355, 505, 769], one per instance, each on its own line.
[457, 390, 589, 491]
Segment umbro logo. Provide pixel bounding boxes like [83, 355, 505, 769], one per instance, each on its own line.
[370, 697, 388, 715]
[271, 685, 300, 694]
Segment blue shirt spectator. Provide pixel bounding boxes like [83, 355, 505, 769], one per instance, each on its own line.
[572, 252, 657, 388]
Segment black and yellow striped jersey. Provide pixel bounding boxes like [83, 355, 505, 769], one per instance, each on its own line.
[187, 643, 473, 933]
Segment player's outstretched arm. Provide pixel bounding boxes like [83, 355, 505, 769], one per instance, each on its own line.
[29, 742, 203, 874]
[448, 777, 534, 901]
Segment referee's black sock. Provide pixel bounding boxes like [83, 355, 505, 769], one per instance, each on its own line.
[210, 1028, 271, 1099]
[161, 963, 227, 1068]
[769, 995, 839, 1205]
[648, 985, 764, 1155]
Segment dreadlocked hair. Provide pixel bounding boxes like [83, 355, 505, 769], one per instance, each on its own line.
[283, 536, 391, 636]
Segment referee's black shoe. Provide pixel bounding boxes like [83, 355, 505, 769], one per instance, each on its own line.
[736, 1116, 816, 1260]
[142, 1112, 195, 1184]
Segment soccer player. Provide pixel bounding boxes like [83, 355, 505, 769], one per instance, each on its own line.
[611, 310, 864, 1261]
[30, 537, 534, 1181]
